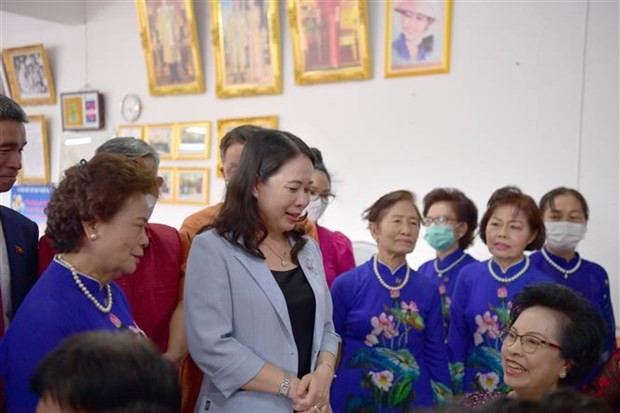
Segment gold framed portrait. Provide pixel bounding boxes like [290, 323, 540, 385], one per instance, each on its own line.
[175, 121, 211, 159]
[2, 44, 56, 105]
[158, 167, 176, 203]
[116, 125, 144, 139]
[385, 0, 452, 78]
[287, 0, 371, 85]
[136, 0, 205, 95]
[176, 168, 209, 204]
[215, 115, 278, 177]
[144, 123, 175, 159]
[18, 115, 50, 184]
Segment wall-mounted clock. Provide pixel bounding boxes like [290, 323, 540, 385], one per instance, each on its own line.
[120, 94, 142, 122]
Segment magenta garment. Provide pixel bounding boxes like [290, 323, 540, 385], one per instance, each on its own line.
[316, 224, 356, 287]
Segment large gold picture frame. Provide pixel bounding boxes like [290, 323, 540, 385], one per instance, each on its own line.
[287, 0, 371, 85]
[2, 44, 56, 105]
[136, 0, 204, 95]
[384, 0, 452, 78]
[212, 0, 282, 98]
[216, 115, 278, 177]
[18, 115, 50, 184]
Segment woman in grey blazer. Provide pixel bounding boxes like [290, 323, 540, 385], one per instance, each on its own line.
[184, 129, 340, 413]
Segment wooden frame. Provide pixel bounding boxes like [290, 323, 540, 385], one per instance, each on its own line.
[60, 91, 105, 131]
[175, 121, 211, 159]
[136, 0, 204, 95]
[176, 168, 209, 204]
[116, 125, 144, 139]
[18, 115, 50, 184]
[0, 54, 11, 97]
[211, 0, 282, 97]
[158, 167, 176, 203]
[216, 115, 278, 177]
[287, 0, 371, 85]
[144, 123, 175, 159]
[2, 44, 56, 105]
[384, 0, 452, 78]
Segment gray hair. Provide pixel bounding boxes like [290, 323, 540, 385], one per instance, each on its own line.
[0, 95, 28, 123]
[96, 137, 160, 166]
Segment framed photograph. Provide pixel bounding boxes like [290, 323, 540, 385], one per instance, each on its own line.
[136, 0, 204, 95]
[2, 44, 56, 105]
[158, 167, 176, 203]
[216, 115, 278, 177]
[59, 133, 111, 182]
[211, 0, 282, 97]
[385, 0, 452, 78]
[0, 55, 11, 97]
[116, 125, 144, 139]
[176, 121, 211, 159]
[287, 0, 371, 85]
[18, 115, 50, 184]
[60, 91, 105, 131]
[176, 168, 209, 204]
[144, 123, 175, 159]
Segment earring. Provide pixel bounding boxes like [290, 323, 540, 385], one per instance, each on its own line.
[89, 233, 98, 240]
[559, 371, 566, 379]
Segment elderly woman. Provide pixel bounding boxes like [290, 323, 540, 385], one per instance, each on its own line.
[448, 186, 552, 395]
[418, 188, 479, 336]
[530, 187, 616, 363]
[463, 283, 605, 407]
[0, 153, 155, 411]
[330, 190, 452, 412]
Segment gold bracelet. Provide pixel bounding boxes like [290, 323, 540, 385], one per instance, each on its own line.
[317, 361, 336, 377]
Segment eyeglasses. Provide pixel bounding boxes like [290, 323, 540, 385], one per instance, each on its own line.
[500, 328, 562, 354]
[422, 216, 457, 227]
[310, 190, 335, 204]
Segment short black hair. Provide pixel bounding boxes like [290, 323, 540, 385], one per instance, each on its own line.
[510, 283, 606, 386]
[31, 331, 180, 413]
[0, 95, 28, 123]
[539, 187, 590, 221]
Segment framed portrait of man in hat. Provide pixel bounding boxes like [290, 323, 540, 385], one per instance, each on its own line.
[385, 0, 452, 78]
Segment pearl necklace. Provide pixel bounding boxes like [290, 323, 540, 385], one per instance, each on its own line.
[373, 255, 410, 291]
[488, 255, 530, 284]
[264, 240, 290, 268]
[541, 247, 581, 279]
[55, 255, 113, 313]
[434, 252, 467, 278]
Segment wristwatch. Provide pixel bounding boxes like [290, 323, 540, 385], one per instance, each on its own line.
[278, 372, 291, 398]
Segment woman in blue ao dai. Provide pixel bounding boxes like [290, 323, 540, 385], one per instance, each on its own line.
[448, 187, 552, 395]
[417, 188, 479, 338]
[331, 190, 452, 412]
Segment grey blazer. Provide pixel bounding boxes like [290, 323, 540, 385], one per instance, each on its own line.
[184, 230, 340, 413]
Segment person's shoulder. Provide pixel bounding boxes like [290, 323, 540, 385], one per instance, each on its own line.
[0, 205, 37, 229]
[581, 257, 608, 276]
[331, 260, 367, 289]
[185, 203, 223, 224]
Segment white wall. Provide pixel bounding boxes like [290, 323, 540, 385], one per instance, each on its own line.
[1, 1, 618, 329]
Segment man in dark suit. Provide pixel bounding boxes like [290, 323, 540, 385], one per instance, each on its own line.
[0, 95, 38, 338]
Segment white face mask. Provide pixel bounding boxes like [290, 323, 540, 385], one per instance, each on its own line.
[304, 197, 328, 223]
[545, 221, 587, 252]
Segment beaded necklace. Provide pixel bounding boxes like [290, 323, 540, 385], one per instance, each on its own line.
[434, 252, 467, 278]
[55, 255, 113, 313]
[541, 247, 581, 279]
[373, 255, 410, 291]
[488, 255, 530, 284]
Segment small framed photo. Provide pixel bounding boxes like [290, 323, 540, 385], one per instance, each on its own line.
[60, 91, 105, 131]
[136, 0, 205, 95]
[144, 123, 175, 159]
[0, 54, 11, 97]
[215, 115, 278, 177]
[176, 121, 211, 159]
[158, 167, 176, 203]
[18, 115, 50, 184]
[176, 168, 209, 204]
[116, 125, 144, 139]
[287, 0, 371, 85]
[385, 0, 452, 78]
[2, 44, 56, 105]
[211, 0, 282, 97]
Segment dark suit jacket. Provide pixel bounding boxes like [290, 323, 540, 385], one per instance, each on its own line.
[0, 205, 38, 326]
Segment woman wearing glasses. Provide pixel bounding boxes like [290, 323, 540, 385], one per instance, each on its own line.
[418, 188, 479, 337]
[463, 282, 605, 407]
[448, 187, 552, 395]
[304, 148, 355, 287]
[330, 190, 452, 412]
